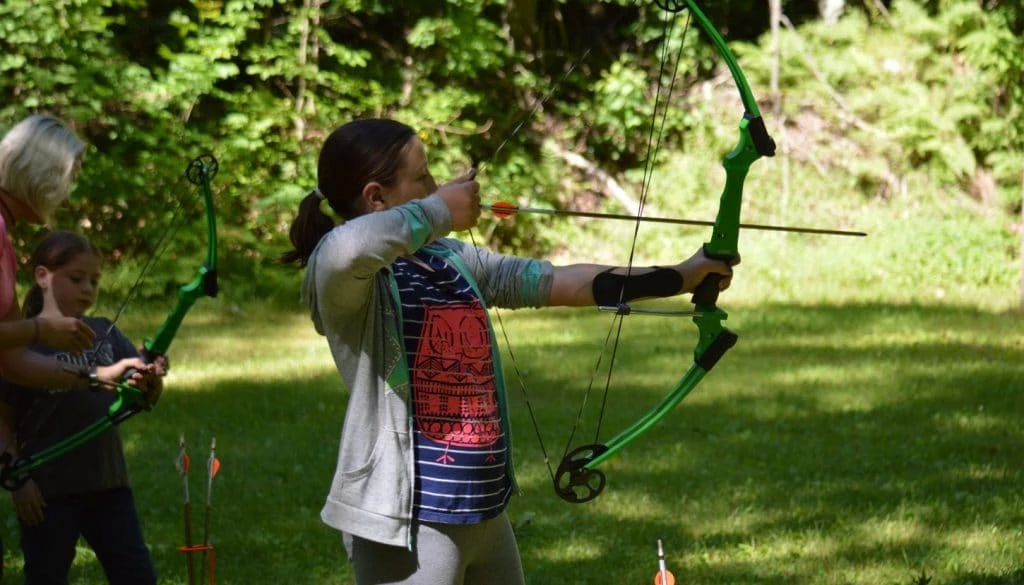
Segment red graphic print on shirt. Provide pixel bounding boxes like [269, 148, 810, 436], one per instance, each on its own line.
[412, 302, 500, 458]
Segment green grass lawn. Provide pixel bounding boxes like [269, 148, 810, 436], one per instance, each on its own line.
[2, 198, 1022, 584]
[3, 289, 1021, 584]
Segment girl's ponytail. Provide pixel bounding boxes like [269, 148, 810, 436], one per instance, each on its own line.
[279, 189, 336, 268]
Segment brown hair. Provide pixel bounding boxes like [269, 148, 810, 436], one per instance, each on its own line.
[280, 118, 416, 267]
[23, 231, 98, 318]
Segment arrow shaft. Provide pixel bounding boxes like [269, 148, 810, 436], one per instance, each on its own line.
[198, 438, 217, 585]
[482, 203, 865, 237]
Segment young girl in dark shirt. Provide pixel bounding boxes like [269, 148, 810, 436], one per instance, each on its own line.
[1, 231, 165, 585]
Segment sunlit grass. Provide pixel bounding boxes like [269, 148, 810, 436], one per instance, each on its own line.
[2, 211, 1023, 584]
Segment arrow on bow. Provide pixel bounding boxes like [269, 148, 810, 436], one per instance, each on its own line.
[483, 201, 866, 237]
[0, 154, 220, 491]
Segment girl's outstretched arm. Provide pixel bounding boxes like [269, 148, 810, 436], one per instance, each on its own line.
[0, 348, 148, 392]
[548, 247, 738, 307]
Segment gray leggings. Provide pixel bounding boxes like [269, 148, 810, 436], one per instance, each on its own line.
[349, 512, 525, 585]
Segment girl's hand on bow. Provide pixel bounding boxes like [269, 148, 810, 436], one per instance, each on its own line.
[95, 358, 154, 392]
[676, 248, 740, 294]
[139, 356, 167, 406]
[436, 169, 481, 231]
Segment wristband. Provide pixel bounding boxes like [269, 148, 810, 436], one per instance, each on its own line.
[86, 366, 103, 392]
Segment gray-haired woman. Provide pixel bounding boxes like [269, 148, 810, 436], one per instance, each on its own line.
[0, 115, 148, 392]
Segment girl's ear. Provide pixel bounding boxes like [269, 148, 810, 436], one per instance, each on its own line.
[362, 182, 388, 212]
[33, 265, 52, 289]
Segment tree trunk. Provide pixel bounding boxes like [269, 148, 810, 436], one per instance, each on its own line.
[505, 0, 539, 52]
[770, 0, 781, 106]
[818, 0, 845, 24]
[294, 0, 322, 142]
[769, 0, 790, 225]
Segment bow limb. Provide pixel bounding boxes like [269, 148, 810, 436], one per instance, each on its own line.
[0, 381, 146, 490]
[0, 155, 220, 491]
[110, 154, 220, 421]
[553, 0, 775, 504]
[143, 154, 220, 360]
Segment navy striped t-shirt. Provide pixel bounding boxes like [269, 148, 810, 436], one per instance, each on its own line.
[392, 250, 512, 524]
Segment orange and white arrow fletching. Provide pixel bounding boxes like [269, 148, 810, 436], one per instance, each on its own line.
[488, 201, 519, 219]
[207, 437, 220, 480]
[177, 434, 190, 476]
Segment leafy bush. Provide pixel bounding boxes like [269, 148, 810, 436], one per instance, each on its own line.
[1, 0, 1019, 305]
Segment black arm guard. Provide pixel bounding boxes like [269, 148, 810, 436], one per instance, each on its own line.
[592, 267, 683, 306]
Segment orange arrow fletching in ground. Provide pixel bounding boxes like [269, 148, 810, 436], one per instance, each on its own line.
[209, 457, 221, 479]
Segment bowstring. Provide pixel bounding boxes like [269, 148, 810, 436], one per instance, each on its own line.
[467, 13, 627, 484]
[562, 3, 693, 458]
[97, 176, 195, 342]
[466, 3, 697, 482]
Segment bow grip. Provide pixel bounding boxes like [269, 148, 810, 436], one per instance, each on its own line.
[691, 247, 736, 307]
[117, 363, 156, 417]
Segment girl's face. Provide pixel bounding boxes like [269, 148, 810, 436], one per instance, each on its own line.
[368, 137, 438, 210]
[34, 251, 100, 318]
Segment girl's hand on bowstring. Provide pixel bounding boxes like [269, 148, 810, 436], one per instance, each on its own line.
[35, 315, 95, 354]
[12, 478, 46, 526]
[675, 247, 741, 295]
[436, 169, 481, 232]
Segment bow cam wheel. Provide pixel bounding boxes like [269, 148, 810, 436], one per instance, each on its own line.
[554, 444, 609, 503]
[653, 0, 687, 13]
[186, 154, 219, 185]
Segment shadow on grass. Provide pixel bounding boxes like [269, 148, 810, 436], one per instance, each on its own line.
[499, 302, 1024, 584]
[0, 302, 1020, 584]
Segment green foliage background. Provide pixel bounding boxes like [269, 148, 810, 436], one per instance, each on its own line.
[0, 0, 1020, 305]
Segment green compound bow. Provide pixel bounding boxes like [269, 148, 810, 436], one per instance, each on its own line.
[0, 154, 220, 491]
[553, 0, 777, 503]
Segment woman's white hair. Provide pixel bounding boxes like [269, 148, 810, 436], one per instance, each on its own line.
[0, 114, 86, 223]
